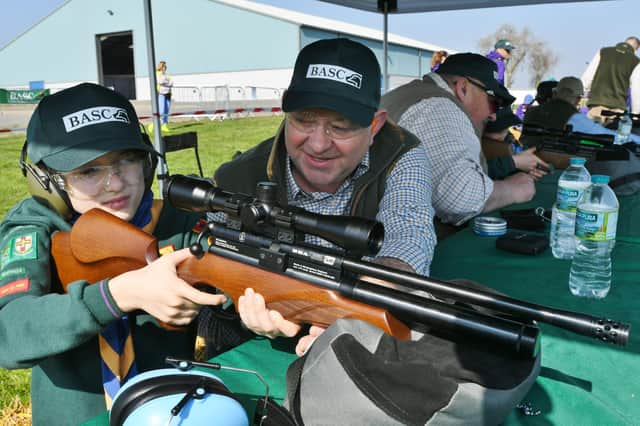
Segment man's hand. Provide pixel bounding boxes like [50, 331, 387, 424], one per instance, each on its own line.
[109, 248, 226, 326]
[505, 172, 537, 203]
[295, 326, 326, 356]
[512, 147, 550, 180]
[237, 288, 301, 339]
[484, 172, 536, 213]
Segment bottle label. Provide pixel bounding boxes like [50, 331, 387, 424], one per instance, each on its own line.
[556, 184, 588, 211]
[575, 209, 618, 241]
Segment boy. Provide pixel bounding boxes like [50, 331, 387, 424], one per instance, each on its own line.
[0, 83, 224, 425]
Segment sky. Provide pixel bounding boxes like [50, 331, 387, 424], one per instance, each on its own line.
[1, 0, 639, 89]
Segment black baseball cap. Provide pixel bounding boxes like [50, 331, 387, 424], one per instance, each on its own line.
[282, 38, 381, 127]
[535, 80, 558, 103]
[436, 53, 515, 106]
[27, 83, 154, 172]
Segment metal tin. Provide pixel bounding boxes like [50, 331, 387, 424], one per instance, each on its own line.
[473, 216, 507, 236]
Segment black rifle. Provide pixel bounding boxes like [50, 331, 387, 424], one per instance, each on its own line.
[600, 110, 640, 134]
[164, 175, 631, 358]
[521, 124, 639, 168]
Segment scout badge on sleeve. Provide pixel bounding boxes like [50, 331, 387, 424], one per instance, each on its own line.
[1, 231, 38, 268]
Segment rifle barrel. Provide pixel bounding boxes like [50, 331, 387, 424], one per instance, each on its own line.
[344, 259, 629, 346]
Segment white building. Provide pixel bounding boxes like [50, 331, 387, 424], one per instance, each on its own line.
[0, 0, 451, 103]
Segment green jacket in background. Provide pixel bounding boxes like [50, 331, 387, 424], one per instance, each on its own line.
[588, 42, 639, 110]
[0, 198, 204, 426]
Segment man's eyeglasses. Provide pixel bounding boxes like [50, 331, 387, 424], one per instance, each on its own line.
[286, 112, 367, 140]
[52, 152, 146, 198]
[465, 78, 499, 113]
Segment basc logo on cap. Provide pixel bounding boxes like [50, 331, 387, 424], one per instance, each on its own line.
[306, 64, 362, 89]
[62, 106, 130, 132]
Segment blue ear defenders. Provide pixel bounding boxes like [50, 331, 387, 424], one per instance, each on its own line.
[109, 368, 248, 426]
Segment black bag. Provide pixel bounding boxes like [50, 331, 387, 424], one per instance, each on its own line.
[284, 301, 541, 426]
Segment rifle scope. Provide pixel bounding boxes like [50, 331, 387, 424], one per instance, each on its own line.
[164, 174, 384, 256]
[522, 124, 614, 145]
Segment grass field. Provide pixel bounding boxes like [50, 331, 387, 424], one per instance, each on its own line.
[0, 114, 282, 423]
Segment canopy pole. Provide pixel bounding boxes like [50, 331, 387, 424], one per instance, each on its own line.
[143, 0, 167, 196]
[382, 1, 389, 93]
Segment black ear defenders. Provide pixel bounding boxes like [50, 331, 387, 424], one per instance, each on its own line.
[20, 141, 73, 219]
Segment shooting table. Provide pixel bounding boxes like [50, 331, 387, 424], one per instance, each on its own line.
[85, 171, 640, 425]
[428, 171, 640, 425]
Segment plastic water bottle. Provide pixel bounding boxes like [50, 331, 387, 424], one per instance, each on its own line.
[550, 157, 591, 259]
[613, 110, 632, 145]
[568, 175, 619, 298]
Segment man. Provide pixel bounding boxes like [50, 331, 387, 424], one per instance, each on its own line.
[210, 38, 435, 352]
[582, 36, 640, 124]
[380, 53, 535, 237]
[486, 39, 516, 85]
[524, 76, 640, 143]
[523, 80, 559, 121]
[534, 80, 558, 105]
[0, 83, 225, 425]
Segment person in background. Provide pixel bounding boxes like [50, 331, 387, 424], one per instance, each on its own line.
[431, 50, 448, 72]
[515, 94, 534, 120]
[524, 76, 640, 143]
[483, 108, 550, 180]
[523, 80, 558, 122]
[380, 53, 535, 239]
[207, 38, 435, 355]
[581, 36, 640, 124]
[0, 83, 226, 425]
[486, 39, 516, 85]
[156, 60, 173, 132]
[534, 80, 558, 106]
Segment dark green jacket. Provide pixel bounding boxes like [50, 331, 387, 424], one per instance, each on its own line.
[214, 121, 420, 220]
[523, 98, 578, 131]
[486, 155, 517, 180]
[589, 42, 640, 110]
[0, 198, 204, 425]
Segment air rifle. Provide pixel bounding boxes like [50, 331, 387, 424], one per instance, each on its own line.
[51, 175, 630, 359]
[521, 124, 639, 169]
[600, 109, 640, 124]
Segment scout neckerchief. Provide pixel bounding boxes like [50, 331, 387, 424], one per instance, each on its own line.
[71, 191, 155, 408]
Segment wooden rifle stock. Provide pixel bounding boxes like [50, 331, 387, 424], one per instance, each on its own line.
[51, 209, 411, 340]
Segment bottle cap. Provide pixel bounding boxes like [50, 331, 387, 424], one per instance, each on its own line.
[473, 216, 507, 236]
[569, 157, 586, 165]
[591, 174, 610, 184]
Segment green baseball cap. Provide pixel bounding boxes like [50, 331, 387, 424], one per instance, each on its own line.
[282, 38, 381, 127]
[495, 39, 516, 52]
[27, 83, 154, 172]
[436, 53, 516, 106]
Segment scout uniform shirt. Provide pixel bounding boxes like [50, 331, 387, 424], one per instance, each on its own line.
[0, 198, 206, 426]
